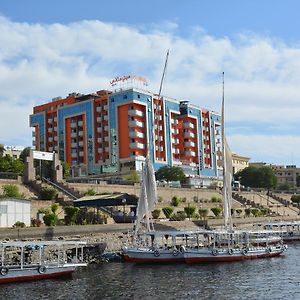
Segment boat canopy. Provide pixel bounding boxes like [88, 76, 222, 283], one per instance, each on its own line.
[73, 193, 138, 207]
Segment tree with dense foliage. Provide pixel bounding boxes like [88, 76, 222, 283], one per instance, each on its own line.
[0, 144, 4, 157]
[171, 196, 180, 207]
[124, 170, 140, 183]
[234, 166, 277, 189]
[61, 161, 71, 178]
[162, 207, 174, 218]
[184, 206, 196, 219]
[152, 209, 161, 219]
[211, 207, 222, 217]
[155, 166, 185, 182]
[0, 155, 24, 174]
[40, 187, 58, 200]
[19, 147, 31, 163]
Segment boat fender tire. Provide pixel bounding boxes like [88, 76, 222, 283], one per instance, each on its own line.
[0, 267, 8, 276]
[267, 247, 272, 254]
[179, 246, 185, 253]
[228, 248, 234, 255]
[283, 245, 288, 251]
[38, 265, 46, 274]
[242, 249, 248, 256]
[289, 232, 294, 237]
[212, 249, 218, 256]
[153, 250, 160, 257]
[172, 249, 179, 257]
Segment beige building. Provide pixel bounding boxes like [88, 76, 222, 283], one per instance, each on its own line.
[232, 153, 250, 174]
[3, 146, 24, 159]
[271, 165, 300, 190]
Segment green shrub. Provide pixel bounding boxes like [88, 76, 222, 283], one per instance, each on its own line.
[13, 221, 26, 228]
[211, 207, 222, 217]
[43, 213, 58, 226]
[181, 197, 187, 203]
[51, 202, 59, 214]
[40, 187, 57, 200]
[291, 195, 300, 203]
[211, 196, 222, 203]
[158, 196, 163, 203]
[198, 208, 209, 220]
[85, 188, 96, 196]
[244, 208, 251, 217]
[152, 209, 161, 219]
[171, 196, 180, 207]
[162, 207, 174, 218]
[64, 206, 80, 225]
[184, 206, 196, 219]
[170, 211, 187, 221]
[251, 208, 260, 217]
[2, 184, 21, 198]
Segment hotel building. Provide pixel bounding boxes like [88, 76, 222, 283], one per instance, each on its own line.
[30, 78, 222, 186]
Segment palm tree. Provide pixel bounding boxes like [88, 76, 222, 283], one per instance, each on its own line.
[0, 144, 5, 157]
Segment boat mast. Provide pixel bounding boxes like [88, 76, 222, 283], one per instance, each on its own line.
[221, 72, 233, 231]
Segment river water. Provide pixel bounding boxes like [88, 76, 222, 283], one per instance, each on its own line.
[0, 243, 300, 300]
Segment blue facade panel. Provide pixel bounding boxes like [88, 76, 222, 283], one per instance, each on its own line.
[30, 112, 46, 151]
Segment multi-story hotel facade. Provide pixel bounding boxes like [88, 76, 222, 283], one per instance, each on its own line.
[30, 77, 222, 186]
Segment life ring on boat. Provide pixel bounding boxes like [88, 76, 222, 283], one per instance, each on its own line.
[179, 246, 185, 253]
[0, 267, 8, 276]
[153, 250, 160, 257]
[38, 265, 46, 274]
[172, 249, 179, 256]
[242, 249, 248, 256]
[212, 249, 219, 256]
[228, 248, 234, 255]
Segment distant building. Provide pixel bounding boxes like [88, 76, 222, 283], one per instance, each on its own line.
[3, 146, 24, 160]
[271, 165, 300, 190]
[232, 153, 250, 174]
[249, 162, 300, 190]
[29, 77, 223, 186]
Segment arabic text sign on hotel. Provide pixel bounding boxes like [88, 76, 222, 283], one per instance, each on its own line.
[33, 150, 54, 161]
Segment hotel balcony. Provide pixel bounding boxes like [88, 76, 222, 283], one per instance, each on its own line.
[172, 148, 180, 154]
[130, 142, 145, 149]
[79, 151, 84, 157]
[172, 138, 179, 144]
[128, 108, 144, 117]
[78, 131, 83, 137]
[183, 122, 195, 129]
[128, 120, 144, 128]
[129, 130, 144, 139]
[103, 115, 108, 121]
[54, 136, 58, 141]
[54, 117, 57, 122]
[104, 125, 109, 131]
[103, 105, 108, 110]
[97, 117, 101, 123]
[96, 106, 102, 112]
[32, 131, 36, 137]
[71, 132, 77, 138]
[97, 138, 102, 143]
[97, 128, 102, 133]
[185, 150, 196, 157]
[171, 128, 179, 134]
[104, 136, 109, 142]
[71, 152, 77, 158]
[184, 141, 196, 147]
[48, 128, 53, 133]
[71, 142, 77, 148]
[98, 148, 103, 153]
[71, 123, 77, 128]
[48, 137, 53, 142]
[78, 141, 84, 147]
[184, 132, 195, 138]
[171, 119, 179, 125]
[78, 121, 83, 127]
[53, 127, 57, 131]
[54, 146, 58, 151]
[48, 147, 53, 152]
[48, 119, 53, 124]
[104, 147, 109, 152]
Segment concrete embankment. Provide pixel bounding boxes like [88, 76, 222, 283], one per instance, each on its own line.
[1, 215, 299, 252]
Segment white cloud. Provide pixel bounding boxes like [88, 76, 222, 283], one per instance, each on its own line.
[0, 16, 299, 165]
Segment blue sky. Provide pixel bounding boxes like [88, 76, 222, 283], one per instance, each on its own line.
[0, 0, 300, 165]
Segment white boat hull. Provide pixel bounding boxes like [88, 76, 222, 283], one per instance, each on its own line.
[123, 248, 184, 263]
[0, 263, 86, 284]
[184, 245, 285, 264]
